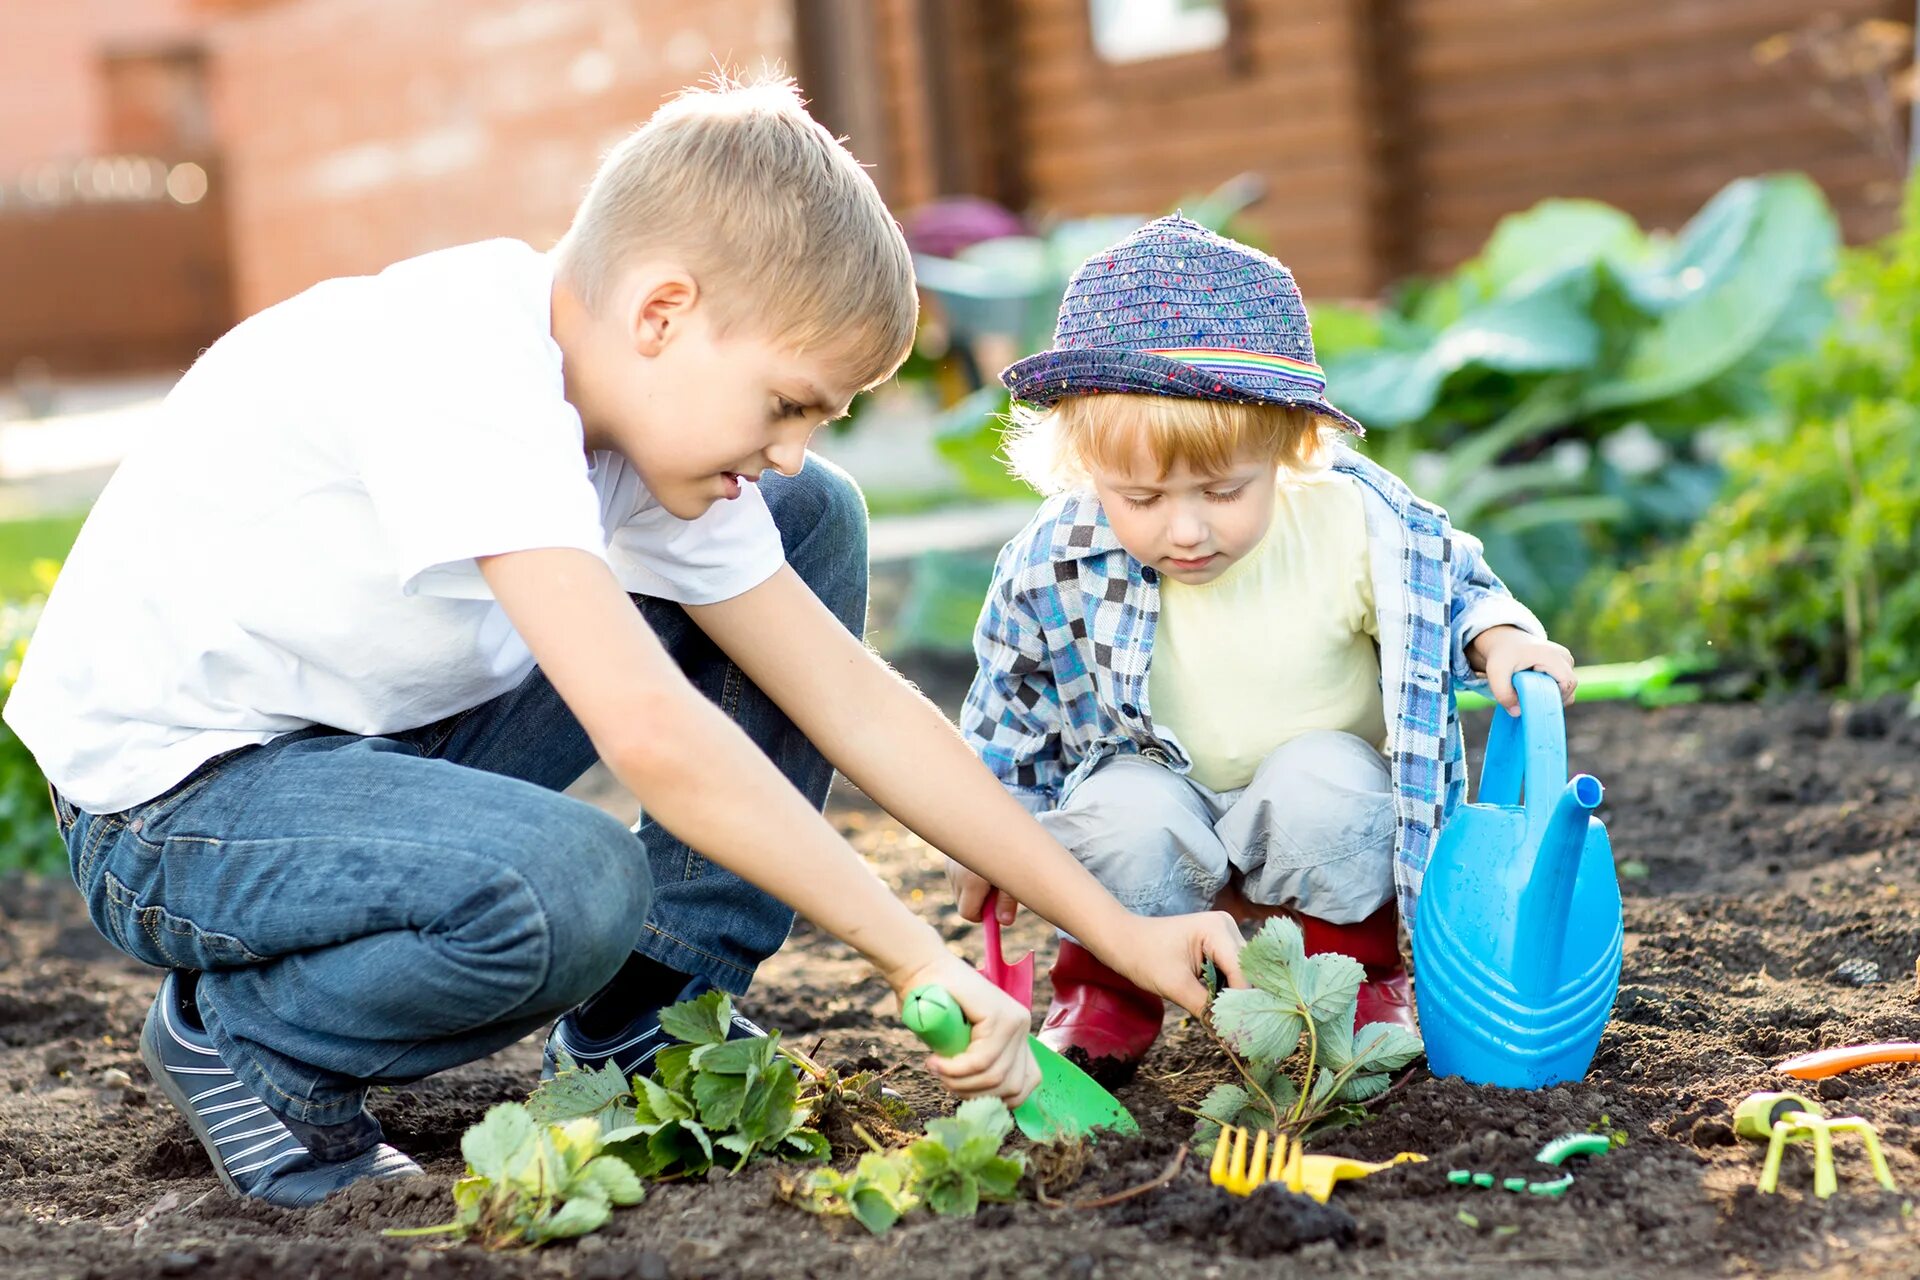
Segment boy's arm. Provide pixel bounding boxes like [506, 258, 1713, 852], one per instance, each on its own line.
[685, 565, 1244, 1019]
[480, 547, 1040, 1103]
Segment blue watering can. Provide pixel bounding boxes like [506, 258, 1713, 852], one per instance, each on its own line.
[1413, 671, 1622, 1088]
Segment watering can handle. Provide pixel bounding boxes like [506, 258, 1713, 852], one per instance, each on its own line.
[1476, 670, 1568, 811]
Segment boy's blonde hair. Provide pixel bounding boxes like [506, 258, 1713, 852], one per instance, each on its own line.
[1003, 393, 1336, 495]
[555, 70, 916, 389]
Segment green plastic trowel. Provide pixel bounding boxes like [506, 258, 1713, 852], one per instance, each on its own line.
[901, 984, 1137, 1141]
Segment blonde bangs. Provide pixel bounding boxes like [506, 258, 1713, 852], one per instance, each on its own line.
[1004, 393, 1332, 494]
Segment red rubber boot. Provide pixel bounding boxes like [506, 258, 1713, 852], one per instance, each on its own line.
[1298, 903, 1417, 1032]
[1036, 940, 1165, 1067]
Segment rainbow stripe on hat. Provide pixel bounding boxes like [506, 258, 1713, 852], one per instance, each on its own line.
[1143, 347, 1327, 394]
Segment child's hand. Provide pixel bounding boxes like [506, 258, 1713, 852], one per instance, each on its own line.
[889, 950, 1041, 1104]
[1102, 911, 1247, 1016]
[1471, 626, 1577, 715]
[945, 856, 1019, 925]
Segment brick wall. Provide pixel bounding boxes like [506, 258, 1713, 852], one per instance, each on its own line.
[202, 0, 796, 315]
[0, 0, 202, 173]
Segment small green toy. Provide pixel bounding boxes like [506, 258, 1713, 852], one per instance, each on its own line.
[1447, 1131, 1613, 1198]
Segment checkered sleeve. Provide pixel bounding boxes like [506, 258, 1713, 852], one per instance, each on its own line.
[1446, 523, 1546, 691]
[962, 552, 1064, 815]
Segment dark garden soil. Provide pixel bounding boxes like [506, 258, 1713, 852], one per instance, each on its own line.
[4, 669, 1920, 1279]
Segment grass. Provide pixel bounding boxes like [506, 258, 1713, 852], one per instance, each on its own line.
[0, 511, 85, 598]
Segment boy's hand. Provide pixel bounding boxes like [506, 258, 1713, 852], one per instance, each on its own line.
[888, 950, 1041, 1105]
[945, 856, 1018, 924]
[1100, 911, 1247, 1016]
[1470, 626, 1577, 715]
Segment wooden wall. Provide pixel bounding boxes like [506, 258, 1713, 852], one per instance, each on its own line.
[855, 0, 1911, 298]
[1400, 0, 1907, 272]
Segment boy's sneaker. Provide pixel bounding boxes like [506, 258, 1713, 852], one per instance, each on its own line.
[541, 975, 765, 1082]
[140, 970, 421, 1207]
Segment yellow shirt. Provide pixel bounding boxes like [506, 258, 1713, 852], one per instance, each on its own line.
[1147, 470, 1385, 792]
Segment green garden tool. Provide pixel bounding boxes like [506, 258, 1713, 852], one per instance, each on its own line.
[1734, 1091, 1897, 1199]
[901, 984, 1137, 1141]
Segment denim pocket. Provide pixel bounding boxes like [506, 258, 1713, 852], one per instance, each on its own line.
[122, 745, 257, 852]
[99, 868, 264, 969]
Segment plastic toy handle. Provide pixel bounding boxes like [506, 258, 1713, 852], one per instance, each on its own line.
[1477, 670, 1568, 811]
[981, 891, 1011, 989]
[902, 984, 972, 1057]
[1776, 1042, 1920, 1080]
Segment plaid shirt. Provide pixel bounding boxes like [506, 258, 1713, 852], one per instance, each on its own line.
[962, 447, 1543, 925]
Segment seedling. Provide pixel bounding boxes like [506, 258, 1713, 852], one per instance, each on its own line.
[790, 1097, 1027, 1235]
[1196, 918, 1423, 1151]
[386, 1103, 643, 1249]
[531, 990, 831, 1180]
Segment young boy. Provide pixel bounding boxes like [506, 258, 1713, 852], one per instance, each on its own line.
[3, 80, 1244, 1208]
[958, 215, 1576, 1070]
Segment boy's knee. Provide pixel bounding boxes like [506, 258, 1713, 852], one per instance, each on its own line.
[521, 807, 653, 1005]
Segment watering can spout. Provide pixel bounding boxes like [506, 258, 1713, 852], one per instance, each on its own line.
[1513, 774, 1605, 996]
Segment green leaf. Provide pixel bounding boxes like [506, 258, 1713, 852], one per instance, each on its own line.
[1196, 1083, 1253, 1127]
[976, 1155, 1026, 1199]
[579, 1155, 645, 1206]
[1589, 174, 1839, 410]
[1334, 1072, 1392, 1103]
[1349, 1022, 1425, 1076]
[691, 1035, 776, 1077]
[531, 1193, 610, 1242]
[783, 1129, 832, 1161]
[850, 1187, 906, 1236]
[1211, 988, 1304, 1061]
[653, 1044, 697, 1091]
[657, 991, 733, 1046]
[1473, 198, 1648, 297]
[1325, 268, 1600, 428]
[692, 1065, 748, 1130]
[923, 1175, 981, 1219]
[952, 1097, 1016, 1146]
[637, 1076, 694, 1125]
[460, 1103, 537, 1180]
[1295, 952, 1365, 1025]
[526, 1060, 632, 1128]
[1237, 917, 1307, 992]
[736, 1059, 801, 1144]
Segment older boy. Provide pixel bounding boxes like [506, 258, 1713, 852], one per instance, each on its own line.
[5, 77, 1243, 1207]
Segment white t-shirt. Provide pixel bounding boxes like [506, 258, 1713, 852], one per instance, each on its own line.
[4, 239, 786, 814]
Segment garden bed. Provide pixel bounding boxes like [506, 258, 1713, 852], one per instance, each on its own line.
[3, 683, 1919, 1279]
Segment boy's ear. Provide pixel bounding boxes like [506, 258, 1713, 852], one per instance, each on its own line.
[629, 273, 699, 357]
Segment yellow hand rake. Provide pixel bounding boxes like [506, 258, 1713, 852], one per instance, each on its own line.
[1208, 1125, 1425, 1203]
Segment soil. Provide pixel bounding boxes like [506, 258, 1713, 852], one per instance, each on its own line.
[4, 670, 1919, 1279]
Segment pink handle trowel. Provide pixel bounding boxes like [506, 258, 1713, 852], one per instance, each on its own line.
[979, 890, 1035, 1008]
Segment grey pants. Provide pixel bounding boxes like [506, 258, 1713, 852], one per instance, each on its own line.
[1039, 730, 1396, 926]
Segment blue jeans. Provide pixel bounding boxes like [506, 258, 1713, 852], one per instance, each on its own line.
[52, 457, 864, 1125]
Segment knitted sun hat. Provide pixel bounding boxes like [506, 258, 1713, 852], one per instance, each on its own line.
[1000, 214, 1362, 435]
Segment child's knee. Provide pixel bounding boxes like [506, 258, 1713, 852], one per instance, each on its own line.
[1231, 732, 1395, 921]
[1040, 758, 1227, 912]
[519, 807, 654, 1004]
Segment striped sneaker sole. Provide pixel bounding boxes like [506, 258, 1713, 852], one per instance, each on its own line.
[138, 978, 307, 1197]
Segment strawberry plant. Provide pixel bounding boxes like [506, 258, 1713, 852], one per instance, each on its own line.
[531, 990, 830, 1179]
[1197, 918, 1424, 1152]
[791, 1097, 1026, 1235]
[387, 1103, 643, 1249]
